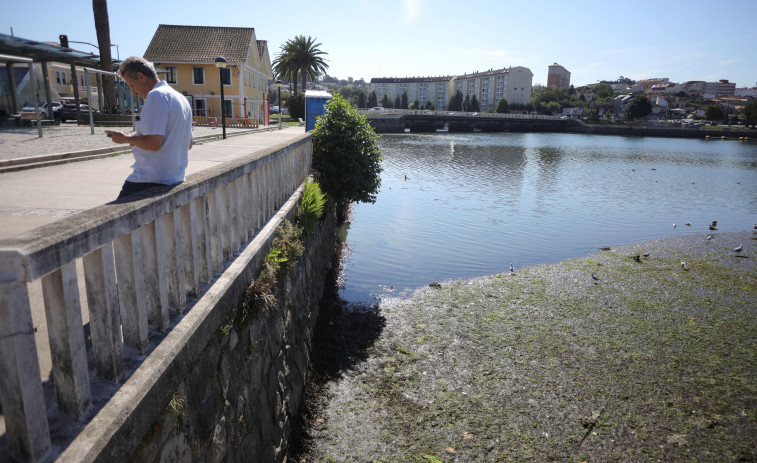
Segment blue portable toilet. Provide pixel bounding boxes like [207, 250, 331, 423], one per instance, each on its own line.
[305, 90, 332, 131]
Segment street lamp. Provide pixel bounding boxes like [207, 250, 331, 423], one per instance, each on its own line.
[215, 56, 228, 139]
[276, 80, 283, 130]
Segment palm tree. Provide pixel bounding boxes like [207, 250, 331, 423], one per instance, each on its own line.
[92, 0, 115, 113]
[272, 35, 328, 95]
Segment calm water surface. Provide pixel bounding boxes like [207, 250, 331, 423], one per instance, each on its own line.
[339, 132, 757, 302]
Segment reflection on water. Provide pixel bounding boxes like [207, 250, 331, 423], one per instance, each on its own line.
[340, 132, 757, 302]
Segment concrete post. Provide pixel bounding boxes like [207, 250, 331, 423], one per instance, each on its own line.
[180, 202, 200, 296]
[196, 196, 213, 283]
[83, 244, 124, 382]
[228, 180, 240, 255]
[114, 230, 149, 353]
[159, 211, 186, 314]
[0, 280, 51, 463]
[41, 263, 92, 418]
[207, 190, 223, 273]
[218, 185, 231, 261]
[142, 220, 169, 331]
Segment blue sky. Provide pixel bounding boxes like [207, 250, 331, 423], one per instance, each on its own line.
[3, 0, 757, 87]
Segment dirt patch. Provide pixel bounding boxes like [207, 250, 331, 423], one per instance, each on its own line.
[291, 232, 757, 462]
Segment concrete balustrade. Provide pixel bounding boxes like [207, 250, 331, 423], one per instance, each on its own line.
[0, 133, 312, 462]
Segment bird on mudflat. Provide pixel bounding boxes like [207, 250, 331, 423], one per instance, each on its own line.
[733, 244, 743, 254]
[642, 252, 650, 258]
[510, 263, 515, 274]
[681, 261, 687, 270]
[706, 234, 714, 241]
[591, 273, 601, 283]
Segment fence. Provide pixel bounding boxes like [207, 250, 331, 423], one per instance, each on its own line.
[193, 116, 259, 129]
[0, 133, 312, 462]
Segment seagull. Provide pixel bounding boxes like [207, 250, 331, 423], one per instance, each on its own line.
[673, 223, 677, 228]
[685, 222, 691, 227]
[681, 261, 687, 270]
[733, 244, 743, 254]
[706, 234, 714, 241]
[642, 252, 650, 258]
[591, 273, 601, 283]
[509, 263, 515, 274]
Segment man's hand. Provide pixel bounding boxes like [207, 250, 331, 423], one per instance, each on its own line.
[105, 130, 163, 151]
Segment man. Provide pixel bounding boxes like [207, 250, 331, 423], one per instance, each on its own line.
[106, 56, 193, 200]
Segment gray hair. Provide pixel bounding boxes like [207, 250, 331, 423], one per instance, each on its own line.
[119, 56, 158, 80]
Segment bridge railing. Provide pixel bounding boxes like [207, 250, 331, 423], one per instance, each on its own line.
[359, 108, 563, 120]
[0, 133, 312, 462]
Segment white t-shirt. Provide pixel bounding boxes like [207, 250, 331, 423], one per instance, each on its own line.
[126, 81, 192, 184]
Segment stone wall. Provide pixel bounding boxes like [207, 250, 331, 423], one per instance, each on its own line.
[121, 206, 337, 463]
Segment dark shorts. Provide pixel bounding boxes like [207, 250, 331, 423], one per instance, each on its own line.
[116, 180, 175, 200]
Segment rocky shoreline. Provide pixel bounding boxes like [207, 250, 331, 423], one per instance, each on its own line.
[292, 231, 756, 462]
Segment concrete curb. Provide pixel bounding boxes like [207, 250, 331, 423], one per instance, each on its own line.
[0, 127, 277, 174]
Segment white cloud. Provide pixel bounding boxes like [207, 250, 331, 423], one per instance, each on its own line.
[403, 0, 422, 24]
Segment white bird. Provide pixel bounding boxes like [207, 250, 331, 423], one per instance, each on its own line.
[642, 252, 650, 258]
[681, 261, 687, 270]
[673, 223, 676, 228]
[706, 234, 714, 240]
[733, 244, 743, 254]
[509, 263, 515, 273]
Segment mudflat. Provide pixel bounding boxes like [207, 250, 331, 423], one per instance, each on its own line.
[296, 231, 757, 462]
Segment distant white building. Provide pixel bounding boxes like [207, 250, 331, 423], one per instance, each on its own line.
[370, 66, 534, 111]
[735, 87, 757, 98]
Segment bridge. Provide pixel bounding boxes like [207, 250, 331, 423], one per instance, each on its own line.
[0, 127, 317, 462]
[360, 108, 585, 133]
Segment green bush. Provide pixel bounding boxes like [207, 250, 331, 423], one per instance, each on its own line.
[312, 94, 383, 207]
[287, 93, 305, 120]
[298, 180, 326, 234]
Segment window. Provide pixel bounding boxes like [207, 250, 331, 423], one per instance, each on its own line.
[165, 66, 177, 84]
[193, 67, 205, 85]
[221, 68, 231, 86]
[222, 99, 232, 117]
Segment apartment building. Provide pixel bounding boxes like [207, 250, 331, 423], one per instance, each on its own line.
[703, 79, 736, 99]
[144, 25, 272, 123]
[547, 63, 570, 89]
[370, 66, 533, 111]
[371, 76, 453, 109]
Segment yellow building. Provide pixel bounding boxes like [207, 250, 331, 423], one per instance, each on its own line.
[144, 25, 272, 124]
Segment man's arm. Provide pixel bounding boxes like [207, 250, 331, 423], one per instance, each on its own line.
[106, 131, 163, 150]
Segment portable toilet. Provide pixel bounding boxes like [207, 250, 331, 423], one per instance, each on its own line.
[305, 90, 332, 131]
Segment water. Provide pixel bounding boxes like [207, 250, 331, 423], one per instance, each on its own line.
[338, 132, 757, 302]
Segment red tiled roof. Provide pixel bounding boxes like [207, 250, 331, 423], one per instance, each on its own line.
[144, 25, 256, 63]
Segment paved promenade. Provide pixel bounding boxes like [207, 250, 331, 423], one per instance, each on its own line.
[0, 125, 306, 241]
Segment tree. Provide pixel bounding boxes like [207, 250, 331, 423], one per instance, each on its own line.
[357, 91, 366, 109]
[400, 91, 409, 109]
[424, 101, 435, 110]
[393, 94, 401, 109]
[594, 83, 615, 100]
[626, 95, 653, 120]
[381, 94, 391, 109]
[448, 90, 463, 111]
[743, 100, 757, 128]
[368, 91, 378, 108]
[273, 35, 329, 96]
[705, 105, 724, 122]
[496, 98, 509, 113]
[93, 0, 115, 113]
[470, 95, 480, 112]
[312, 94, 383, 208]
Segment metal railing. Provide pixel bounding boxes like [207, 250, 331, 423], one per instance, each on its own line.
[0, 134, 312, 462]
[359, 108, 564, 120]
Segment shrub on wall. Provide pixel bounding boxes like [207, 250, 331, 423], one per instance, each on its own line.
[311, 94, 383, 208]
[298, 180, 326, 234]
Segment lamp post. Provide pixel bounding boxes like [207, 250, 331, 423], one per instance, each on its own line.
[215, 56, 227, 139]
[276, 80, 283, 130]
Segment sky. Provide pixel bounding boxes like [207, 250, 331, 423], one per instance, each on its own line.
[3, 0, 757, 88]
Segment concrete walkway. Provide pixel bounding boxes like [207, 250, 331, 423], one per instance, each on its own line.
[0, 125, 307, 241]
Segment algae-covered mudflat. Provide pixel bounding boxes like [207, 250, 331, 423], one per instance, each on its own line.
[297, 232, 756, 462]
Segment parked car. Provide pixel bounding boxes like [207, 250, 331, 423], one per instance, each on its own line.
[59, 103, 98, 122]
[369, 107, 384, 111]
[20, 101, 62, 119]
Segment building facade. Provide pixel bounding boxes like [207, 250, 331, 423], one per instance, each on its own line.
[371, 76, 452, 109]
[144, 25, 272, 123]
[547, 63, 570, 89]
[703, 79, 736, 99]
[370, 66, 533, 111]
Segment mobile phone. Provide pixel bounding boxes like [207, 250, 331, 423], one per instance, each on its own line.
[107, 133, 113, 138]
